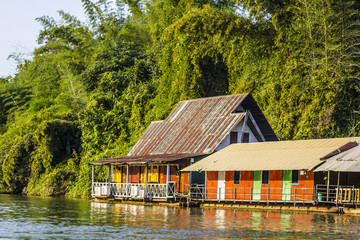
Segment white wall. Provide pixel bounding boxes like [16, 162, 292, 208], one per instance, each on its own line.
[215, 118, 259, 151]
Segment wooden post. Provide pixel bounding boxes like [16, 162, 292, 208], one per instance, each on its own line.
[189, 172, 192, 186]
[326, 171, 330, 202]
[166, 164, 170, 198]
[91, 165, 94, 195]
[205, 171, 207, 200]
[178, 166, 182, 193]
[126, 165, 129, 196]
[126, 165, 129, 183]
[108, 165, 111, 183]
[145, 164, 149, 198]
[336, 171, 340, 206]
[108, 164, 111, 196]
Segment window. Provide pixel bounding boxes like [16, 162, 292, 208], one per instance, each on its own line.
[292, 170, 299, 184]
[262, 171, 269, 185]
[234, 171, 241, 184]
[242, 132, 249, 143]
[232, 105, 245, 113]
[230, 132, 238, 144]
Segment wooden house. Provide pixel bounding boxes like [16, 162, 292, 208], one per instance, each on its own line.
[182, 138, 359, 204]
[87, 93, 277, 201]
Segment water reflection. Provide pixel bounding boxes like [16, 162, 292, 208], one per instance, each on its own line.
[1, 195, 360, 239]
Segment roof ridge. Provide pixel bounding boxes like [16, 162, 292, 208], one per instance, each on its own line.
[176, 93, 249, 103]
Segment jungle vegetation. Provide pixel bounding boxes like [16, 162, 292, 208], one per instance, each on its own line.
[0, 0, 359, 196]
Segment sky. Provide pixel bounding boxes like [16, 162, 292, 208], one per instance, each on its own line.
[0, 0, 87, 77]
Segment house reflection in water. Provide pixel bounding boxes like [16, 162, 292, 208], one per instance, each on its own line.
[90, 202, 345, 234]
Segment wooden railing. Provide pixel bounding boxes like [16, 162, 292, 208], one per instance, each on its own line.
[315, 184, 360, 205]
[187, 184, 314, 204]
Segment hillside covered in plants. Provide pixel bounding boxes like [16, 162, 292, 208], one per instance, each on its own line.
[0, 0, 359, 197]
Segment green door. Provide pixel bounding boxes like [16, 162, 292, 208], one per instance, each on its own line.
[282, 170, 292, 201]
[253, 171, 262, 200]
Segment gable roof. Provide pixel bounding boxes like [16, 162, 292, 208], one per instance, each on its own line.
[128, 93, 277, 156]
[182, 137, 359, 172]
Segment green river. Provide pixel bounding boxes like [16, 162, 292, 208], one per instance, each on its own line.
[1, 194, 360, 239]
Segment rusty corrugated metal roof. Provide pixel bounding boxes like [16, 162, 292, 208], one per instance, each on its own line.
[89, 93, 277, 166]
[320, 141, 359, 160]
[314, 143, 360, 172]
[128, 94, 249, 156]
[87, 153, 202, 165]
[182, 137, 359, 172]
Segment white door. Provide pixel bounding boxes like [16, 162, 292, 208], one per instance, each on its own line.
[217, 171, 226, 200]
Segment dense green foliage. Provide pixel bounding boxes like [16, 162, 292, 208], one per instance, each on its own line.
[0, 0, 359, 196]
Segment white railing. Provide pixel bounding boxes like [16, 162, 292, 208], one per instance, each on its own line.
[92, 182, 176, 199]
[93, 182, 111, 196]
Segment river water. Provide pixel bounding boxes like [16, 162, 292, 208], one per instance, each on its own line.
[1, 195, 360, 239]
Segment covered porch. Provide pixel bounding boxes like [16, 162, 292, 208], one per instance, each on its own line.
[87, 153, 199, 201]
[314, 143, 360, 206]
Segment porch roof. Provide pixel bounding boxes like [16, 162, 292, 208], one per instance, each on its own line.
[182, 137, 359, 172]
[87, 153, 202, 165]
[314, 144, 360, 172]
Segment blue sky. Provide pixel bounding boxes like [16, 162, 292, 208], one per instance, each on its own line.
[0, 1, 86, 77]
